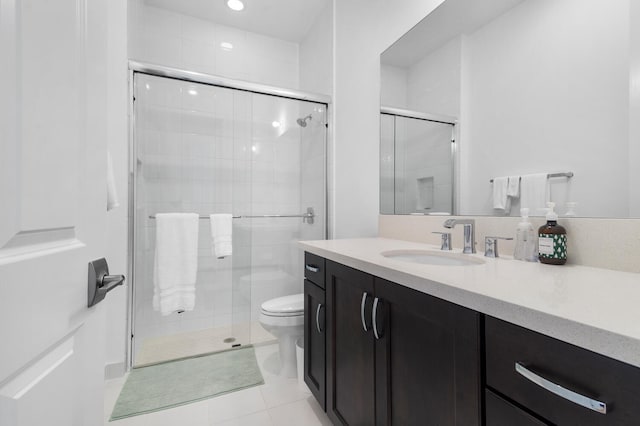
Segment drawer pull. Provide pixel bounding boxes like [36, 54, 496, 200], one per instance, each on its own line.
[305, 264, 319, 273]
[361, 292, 369, 332]
[315, 303, 324, 333]
[515, 362, 607, 414]
[372, 297, 384, 340]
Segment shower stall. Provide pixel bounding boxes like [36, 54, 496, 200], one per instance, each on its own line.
[128, 63, 328, 367]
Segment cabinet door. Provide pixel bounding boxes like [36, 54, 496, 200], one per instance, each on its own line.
[304, 279, 326, 410]
[326, 261, 375, 426]
[485, 390, 548, 426]
[374, 278, 481, 426]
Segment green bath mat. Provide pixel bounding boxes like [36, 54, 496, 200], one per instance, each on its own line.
[110, 346, 264, 421]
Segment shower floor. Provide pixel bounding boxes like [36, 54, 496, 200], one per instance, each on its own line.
[134, 321, 276, 367]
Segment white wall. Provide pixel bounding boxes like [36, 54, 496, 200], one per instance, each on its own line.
[407, 36, 462, 118]
[128, 1, 300, 89]
[299, 4, 333, 95]
[630, 0, 640, 217]
[380, 65, 408, 107]
[333, 0, 446, 238]
[104, 0, 129, 378]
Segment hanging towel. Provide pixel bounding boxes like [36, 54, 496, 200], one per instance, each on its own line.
[107, 151, 120, 211]
[153, 213, 199, 316]
[507, 176, 520, 198]
[492, 176, 510, 213]
[210, 214, 233, 258]
[520, 173, 550, 215]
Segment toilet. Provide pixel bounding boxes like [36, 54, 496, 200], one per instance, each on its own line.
[259, 293, 304, 378]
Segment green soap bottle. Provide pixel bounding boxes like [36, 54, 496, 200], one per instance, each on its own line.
[538, 202, 567, 265]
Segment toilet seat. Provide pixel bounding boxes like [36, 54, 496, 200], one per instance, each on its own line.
[260, 294, 304, 317]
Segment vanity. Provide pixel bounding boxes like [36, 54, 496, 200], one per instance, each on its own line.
[300, 238, 640, 425]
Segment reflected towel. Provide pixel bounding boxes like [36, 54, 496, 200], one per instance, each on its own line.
[520, 173, 550, 215]
[492, 176, 510, 213]
[210, 214, 233, 258]
[153, 213, 199, 316]
[507, 176, 520, 198]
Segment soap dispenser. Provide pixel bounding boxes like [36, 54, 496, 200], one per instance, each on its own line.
[538, 202, 567, 265]
[514, 208, 537, 262]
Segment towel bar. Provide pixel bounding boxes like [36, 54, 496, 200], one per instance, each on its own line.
[149, 207, 315, 224]
[489, 172, 573, 183]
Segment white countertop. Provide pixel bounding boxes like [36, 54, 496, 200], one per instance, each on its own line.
[300, 238, 640, 368]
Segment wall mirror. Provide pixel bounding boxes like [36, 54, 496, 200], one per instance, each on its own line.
[380, 0, 640, 218]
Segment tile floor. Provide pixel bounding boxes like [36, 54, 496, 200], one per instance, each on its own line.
[104, 343, 332, 425]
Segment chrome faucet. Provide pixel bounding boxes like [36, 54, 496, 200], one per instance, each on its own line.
[443, 219, 476, 254]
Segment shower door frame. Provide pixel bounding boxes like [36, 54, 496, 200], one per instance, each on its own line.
[126, 61, 331, 370]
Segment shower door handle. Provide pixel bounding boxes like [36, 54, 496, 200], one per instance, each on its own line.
[88, 258, 125, 308]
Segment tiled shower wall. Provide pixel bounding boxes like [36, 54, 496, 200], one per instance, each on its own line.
[133, 73, 326, 359]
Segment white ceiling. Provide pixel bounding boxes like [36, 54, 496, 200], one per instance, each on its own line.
[144, 0, 328, 42]
[381, 0, 524, 68]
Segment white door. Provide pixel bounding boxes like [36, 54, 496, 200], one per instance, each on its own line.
[0, 0, 112, 425]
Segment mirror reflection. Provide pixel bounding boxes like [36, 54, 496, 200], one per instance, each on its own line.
[380, 0, 640, 218]
[380, 110, 455, 215]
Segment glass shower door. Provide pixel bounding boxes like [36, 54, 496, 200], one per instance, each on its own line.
[131, 72, 326, 367]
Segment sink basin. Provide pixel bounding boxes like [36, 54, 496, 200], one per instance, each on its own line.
[381, 250, 485, 266]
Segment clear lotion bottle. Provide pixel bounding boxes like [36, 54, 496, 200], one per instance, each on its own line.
[514, 208, 537, 262]
[538, 202, 567, 265]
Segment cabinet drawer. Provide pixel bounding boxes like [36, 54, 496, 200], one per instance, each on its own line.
[486, 316, 640, 425]
[485, 389, 548, 426]
[304, 252, 325, 288]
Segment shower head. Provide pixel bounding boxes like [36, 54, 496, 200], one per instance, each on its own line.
[296, 114, 312, 127]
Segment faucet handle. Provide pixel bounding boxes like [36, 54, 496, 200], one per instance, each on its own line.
[432, 232, 452, 251]
[484, 236, 513, 258]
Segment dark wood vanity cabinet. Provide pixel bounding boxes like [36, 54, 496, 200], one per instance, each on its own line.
[303, 253, 326, 410]
[305, 252, 640, 426]
[485, 389, 547, 426]
[325, 260, 376, 425]
[485, 316, 640, 426]
[325, 259, 481, 426]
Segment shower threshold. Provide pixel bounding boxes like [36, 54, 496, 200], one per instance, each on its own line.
[134, 321, 275, 367]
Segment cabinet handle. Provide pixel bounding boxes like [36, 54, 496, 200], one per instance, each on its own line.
[315, 303, 324, 333]
[305, 264, 319, 273]
[361, 292, 369, 332]
[515, 362, 607, 414]
[372, 297, 384, 340]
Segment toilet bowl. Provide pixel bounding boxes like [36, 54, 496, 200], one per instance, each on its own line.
[259, 293, 304, 378]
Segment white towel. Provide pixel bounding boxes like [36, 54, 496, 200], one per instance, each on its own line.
[492, 176, 510, 213]
[153, 213, 199, 316]
[507, 176, 520, 198]
[107, 151, 120, 211]
[210, 214, 233, 258]
[520, 173, 550, 215]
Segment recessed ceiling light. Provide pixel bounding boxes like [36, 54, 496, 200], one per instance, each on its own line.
[227, 0, 244, 11]
[220, 42, 233, 51]
[188, 88, 198, 96]
[271, 121, 280, 128]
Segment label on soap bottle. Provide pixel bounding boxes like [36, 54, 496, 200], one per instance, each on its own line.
[538, 234, 567, 260]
